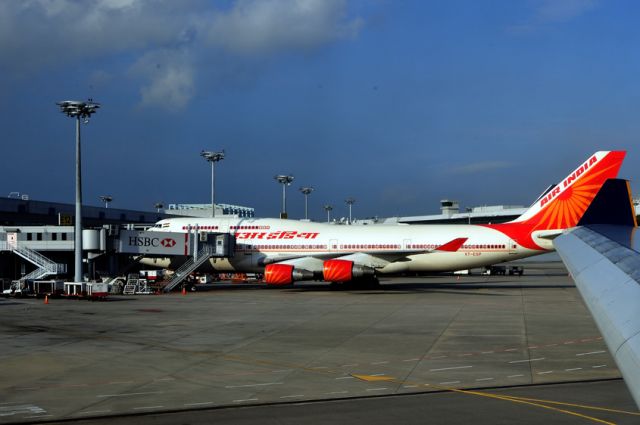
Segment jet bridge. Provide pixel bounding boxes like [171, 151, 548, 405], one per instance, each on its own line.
[0, 226, 235, 285]
[115, 230, 234, 257]
[114, 230, 236, 292]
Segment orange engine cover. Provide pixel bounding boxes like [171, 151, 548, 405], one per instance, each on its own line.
[323, 259, 354, 282]
[264, 264, 294, 285]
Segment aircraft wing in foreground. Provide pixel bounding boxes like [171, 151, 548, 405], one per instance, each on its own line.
[554, 179, 640, 408]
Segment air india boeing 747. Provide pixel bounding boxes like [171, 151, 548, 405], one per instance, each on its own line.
[144, 151, 626, 286]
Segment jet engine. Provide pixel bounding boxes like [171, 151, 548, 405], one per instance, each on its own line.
[322, 259, 375, 282]
[264, 264, 313, 285]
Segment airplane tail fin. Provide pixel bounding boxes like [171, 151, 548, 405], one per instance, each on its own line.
[511, 151, 626, 231]
[486, 151, 627, 250]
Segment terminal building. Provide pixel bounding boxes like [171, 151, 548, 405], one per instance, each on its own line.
[165, 203, 254, 218]
[0, 196, 253, 285]
[376, 198, 640, 225]
[378, 200, 526, 225]
[0, 195, 170, 227]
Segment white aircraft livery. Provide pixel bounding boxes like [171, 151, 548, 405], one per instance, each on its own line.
[146, 151, 626, 286]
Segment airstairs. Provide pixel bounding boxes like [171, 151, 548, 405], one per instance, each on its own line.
[11, 245, 67, 282]
[163, 245, 215, 292]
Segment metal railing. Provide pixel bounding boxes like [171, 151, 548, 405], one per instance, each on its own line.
[163, 246, 214, 292]
[9, 244, 67, 282]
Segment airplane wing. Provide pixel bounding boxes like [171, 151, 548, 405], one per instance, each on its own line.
[261, 237, 469, 268]
[262, 237, 469, 285]
[553, 179, 640, 408]
[555, 225, 640, 409]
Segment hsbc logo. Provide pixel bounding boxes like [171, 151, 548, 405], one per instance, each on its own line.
[161, 238, 176, 248]
[128, 236, 176, 248]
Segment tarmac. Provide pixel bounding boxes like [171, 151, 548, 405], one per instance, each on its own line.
[0, 262, 638, 424]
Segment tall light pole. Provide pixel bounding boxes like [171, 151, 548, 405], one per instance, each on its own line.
[99, 195, 112, 208]
[345, 197, 355, 224]
[323, 204, 333, 223]
[155, 202, 164, 213]
[200, 150, 225, 217]
[57, 99, 100, 283]
[275, 175, 294, 219]
[299, 187, 314, 220]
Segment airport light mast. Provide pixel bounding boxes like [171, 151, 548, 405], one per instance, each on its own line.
[275, 175, 294, 219]
[56, 99, 100, 283]
[99, 195, 112, 208]
[154, 202, 164, 213]
[200, 150, 225, 217]
[299, 186, 314, 220]
[323, 204, 333, 223]
[345, 197, 355, 224]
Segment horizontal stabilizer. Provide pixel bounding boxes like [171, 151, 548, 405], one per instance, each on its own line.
[577, 179, 638, 227]
[435, 237, 468, 252]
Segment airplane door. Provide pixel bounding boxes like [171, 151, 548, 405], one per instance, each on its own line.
[330, 239, 339, 251]
[508, 239, 517, 255]
[7, 233, 17, 249]
[403, 239, 412, 250]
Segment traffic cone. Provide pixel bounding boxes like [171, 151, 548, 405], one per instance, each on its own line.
[44, 295, 49, 304]
[182, 287, 186, 295]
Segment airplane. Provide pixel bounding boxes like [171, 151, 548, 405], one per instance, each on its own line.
[143, 151, 626, 286]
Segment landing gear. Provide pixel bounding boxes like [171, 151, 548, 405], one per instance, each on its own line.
[360, 276, 381, 289]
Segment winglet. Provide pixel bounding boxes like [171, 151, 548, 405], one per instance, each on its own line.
[577, 179, 638, 227]
[435, 237, 468, 252]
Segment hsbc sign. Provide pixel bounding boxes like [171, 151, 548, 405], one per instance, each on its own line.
[118, 230, 188, 255]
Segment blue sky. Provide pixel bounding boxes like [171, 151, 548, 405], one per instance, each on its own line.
[1, 0, 638, 220]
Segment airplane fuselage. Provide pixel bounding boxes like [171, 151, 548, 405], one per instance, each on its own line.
[145, 217, 547, 275]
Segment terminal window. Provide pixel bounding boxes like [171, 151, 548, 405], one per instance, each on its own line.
[27, 233, 32, 241]
[37, 233, 42, 241]
[61, 233, 67, 241]
[52, 233, 57, 241]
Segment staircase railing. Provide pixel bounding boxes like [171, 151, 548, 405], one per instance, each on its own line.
[163, 245, 214, 292]
[10, 245, 67, 282]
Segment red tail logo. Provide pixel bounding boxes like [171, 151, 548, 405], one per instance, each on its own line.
[485, 151, 626, 249]
[539, 155, 598, 208]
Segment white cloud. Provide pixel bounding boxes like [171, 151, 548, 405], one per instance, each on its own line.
[0, 0, 189, 70]
[508, 0, 598, 34]
[206, 0, 363, 55]
[535, 0, 597, 23]
[132, 50, 195, 111]
[0, 0, 363, 109]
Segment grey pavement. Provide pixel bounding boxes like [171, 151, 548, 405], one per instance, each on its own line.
[0, 263, 634, 423]
[43, 380, 639, 425]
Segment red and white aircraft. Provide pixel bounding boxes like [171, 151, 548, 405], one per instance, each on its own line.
[146, 151, 626, 285]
